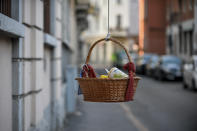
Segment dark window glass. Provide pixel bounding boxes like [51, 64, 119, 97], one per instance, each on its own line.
[189, 0, 194, 10]
[145, 0, 148, 18]
[162, 56, 181, 65]
[44, 0, 51, 34]
[178, 0, 182, 12]
[184, 32, 187, 54]
[183, 0, 187, 12]
[116, 15, 121, 30]
[117, 0, 121, 5]
[189, 30, 193, 56]
[0, 0, 11, 17]
[179, 26, 182, 53]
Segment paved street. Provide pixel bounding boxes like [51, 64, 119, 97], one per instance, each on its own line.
[64, 76, 197, 131]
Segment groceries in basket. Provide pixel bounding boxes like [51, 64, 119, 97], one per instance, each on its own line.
[106, 67, 128, 78]
[100, 75, 108, 78]
[100, 67, 128, 79]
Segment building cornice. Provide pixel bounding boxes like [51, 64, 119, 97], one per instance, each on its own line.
[44, 33, 57, 47]
[0, 13, 25, 38]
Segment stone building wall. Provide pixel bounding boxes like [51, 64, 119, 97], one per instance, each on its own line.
[0, 0, 78, 131]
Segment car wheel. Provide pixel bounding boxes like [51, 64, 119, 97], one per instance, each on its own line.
[192, 80, 197, 91]
[154, 71, 158, 80]
[183, 78, 188, 89]
[158, 71, 164, 81]
[159, 75, 164, 81]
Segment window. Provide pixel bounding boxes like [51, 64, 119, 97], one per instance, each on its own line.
[44, 0, 51, 34]
[116, 15, 121, 30]
[183, 0, 187, 12]
[189, 0, 194, 10]
[0, 0, 11, 17]
[145, 0, 148, 18]
[178, 0, 182, 12]
[179, 26, 182, 53]
[189, 30, 193, 56]
[184, 32, 187, 54]
[117, 0, 121, 5]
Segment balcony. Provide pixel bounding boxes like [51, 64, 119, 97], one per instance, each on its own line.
[110, 28, 129, 37]
[75, 0, 90, 32]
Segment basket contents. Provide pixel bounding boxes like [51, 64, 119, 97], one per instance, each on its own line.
[107, 67, 128, 78]
[100, 75, 108, 78]
[100, 67, 128, 79]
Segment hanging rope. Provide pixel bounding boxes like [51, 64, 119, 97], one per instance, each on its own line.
[105, 0, 110, 41]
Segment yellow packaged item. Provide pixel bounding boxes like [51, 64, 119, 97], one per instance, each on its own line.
[100, 75, 108, 78]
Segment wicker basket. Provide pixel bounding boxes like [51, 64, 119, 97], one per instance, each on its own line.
[76, 38, 140, 102]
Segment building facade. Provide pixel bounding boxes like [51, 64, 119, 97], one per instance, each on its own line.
[195, 0, 197, 51]
[128, 0, 139, 53]
[75, 0, 90, 65]
[0, 0, 78, 131]
[139, 0, 166, 55]
[80, 0, 132, 66]
[166, 0, 195, 60]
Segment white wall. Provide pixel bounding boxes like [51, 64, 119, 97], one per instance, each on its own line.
[129, 0, 139, 36]
[109, 0, 129, 29]
[0, 36, 12, 131]
[23, 0, 43, 29]
[86, 0, 130, 35]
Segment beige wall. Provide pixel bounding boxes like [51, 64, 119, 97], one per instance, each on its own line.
[0, 36, 12, 131]
[0, 0, 77, 130]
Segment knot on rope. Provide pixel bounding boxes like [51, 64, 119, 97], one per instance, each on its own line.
[82, 64, 96, 78]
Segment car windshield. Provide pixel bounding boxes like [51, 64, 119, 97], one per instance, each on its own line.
[151, 56, 159, 63]
[143, 54, 152, 62]
[162, 56, 181, 65]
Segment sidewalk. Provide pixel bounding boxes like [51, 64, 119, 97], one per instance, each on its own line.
[64, 96, 138, 131]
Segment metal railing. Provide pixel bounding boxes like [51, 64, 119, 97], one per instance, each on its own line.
[0, 0, 11, 17]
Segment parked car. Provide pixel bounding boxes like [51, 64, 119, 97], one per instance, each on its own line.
[154, 55, 182, 80]
[114, 51, 139, 69]
[146, 55, 159, 77]
[183, 56, 197, 91]
[114, 51, 127, 69]
[130, 53, 139, 65]
[136, 53, 153, 75]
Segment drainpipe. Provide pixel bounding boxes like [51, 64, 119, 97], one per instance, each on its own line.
[50, 0, 57, 130]
[194, 1, 197, 53]
[11, 0, 23, 131]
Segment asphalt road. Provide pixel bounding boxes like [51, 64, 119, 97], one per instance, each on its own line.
[126, 76, 197, 131]
[64, 75, 197, 131]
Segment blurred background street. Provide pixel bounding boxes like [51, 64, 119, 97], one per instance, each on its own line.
[64, 75, 197, 131]
[0, 0, 197, 131]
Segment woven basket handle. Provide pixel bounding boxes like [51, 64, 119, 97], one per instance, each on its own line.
[85, 38, 133, 64]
